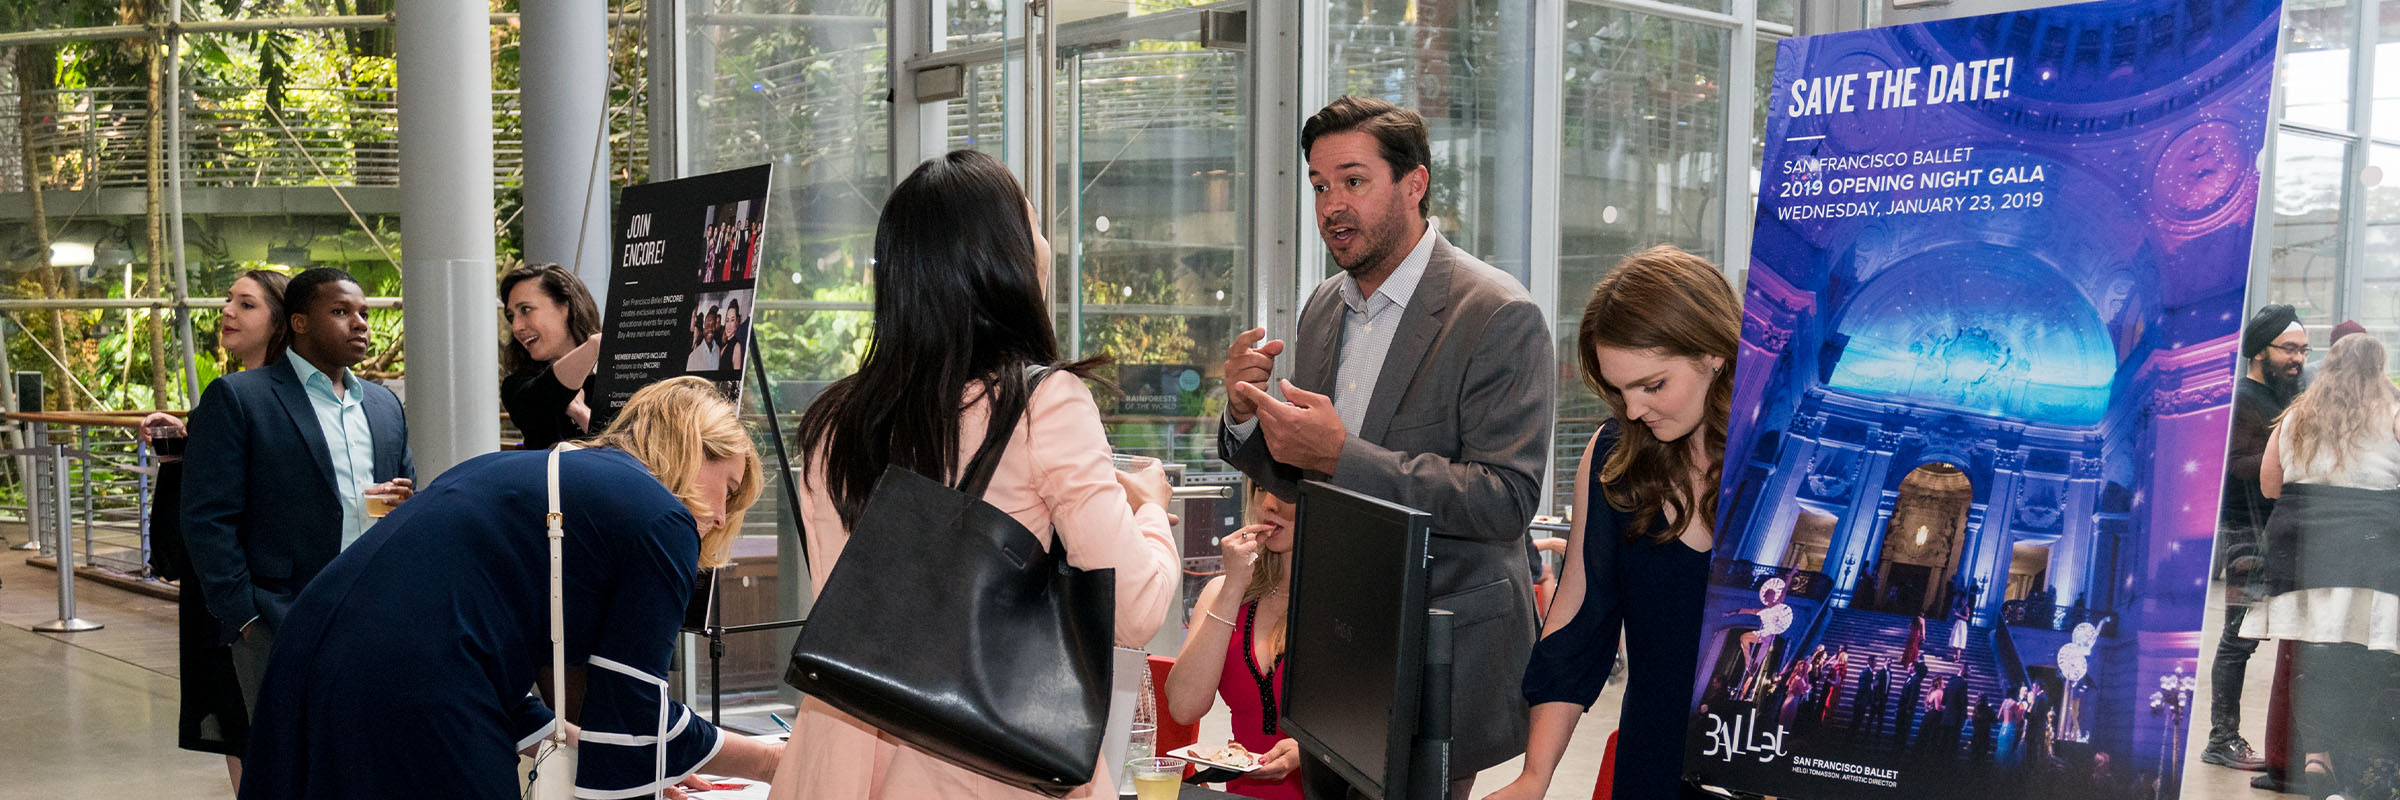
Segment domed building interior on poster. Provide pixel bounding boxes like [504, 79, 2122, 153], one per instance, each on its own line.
[0, 0, 2381, 799]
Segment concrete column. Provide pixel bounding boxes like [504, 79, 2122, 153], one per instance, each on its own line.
[1973, 451, 2027, 624]
[1746, 413, 1825, 565]
[1833, 430, 1901, 573]
[2051, 456, 2104, 608]
[398, 0, 500, 481]
[520, 0, 613, 302]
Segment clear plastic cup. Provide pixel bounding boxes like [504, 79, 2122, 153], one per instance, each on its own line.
[146, 421, 186, 463]
[1125, 756, 1185, 800]
[364, 483, 400, 518]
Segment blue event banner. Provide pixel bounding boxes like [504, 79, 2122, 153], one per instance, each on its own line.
[1685, 1, 2279, 798]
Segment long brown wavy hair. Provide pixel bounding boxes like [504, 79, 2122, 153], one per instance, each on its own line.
[2280, 334, 2399, 474]
[235, 268, 292, 366]
[1577, 245, 1740, 544]
[499, 262, 603, 376]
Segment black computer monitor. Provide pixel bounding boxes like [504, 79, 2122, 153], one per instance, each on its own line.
[1280, 480, 1434, 800]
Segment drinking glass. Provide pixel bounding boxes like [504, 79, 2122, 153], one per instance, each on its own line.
[1125, 757, 1185, 800]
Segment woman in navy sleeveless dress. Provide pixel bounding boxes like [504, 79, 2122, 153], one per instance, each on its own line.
[1486, 246, 1739, 800]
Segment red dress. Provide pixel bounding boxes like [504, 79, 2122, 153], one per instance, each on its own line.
[1215, 600, 1300, 800]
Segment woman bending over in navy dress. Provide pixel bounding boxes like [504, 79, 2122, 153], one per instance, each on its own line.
[240, 377, 785, 798]
[1486, 245, 1739, 800]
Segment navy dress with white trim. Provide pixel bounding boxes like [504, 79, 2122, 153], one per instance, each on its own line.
[240, 447, 720, 799]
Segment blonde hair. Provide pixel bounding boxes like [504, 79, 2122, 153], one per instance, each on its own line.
[1239, 482, 1288, 657]
[2281, 334, 2399, 474]
[584, 377, 764, 568]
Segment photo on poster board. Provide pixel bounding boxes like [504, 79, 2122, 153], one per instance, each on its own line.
[588, 164, 771, 429]
[1684, 1, 2278, 798]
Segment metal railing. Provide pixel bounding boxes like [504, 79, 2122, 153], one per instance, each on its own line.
[0, 84, 648, 193]
[2, 413, 159, 578]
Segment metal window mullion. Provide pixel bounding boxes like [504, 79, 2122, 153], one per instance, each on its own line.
[1249, 0, 1303, 343]
[1065, 53, 1083, 360]
[1724, 0, 1759, 282]
[909, 2, 1245, 70]
[648, 0, 687, 181]
[1002, 0, 1028, 180]
[2337, 0, 2374, 324]
[1531, 0, 1565, 514]
[892, 0, 940, 179]
[165, 3, 198, 403]
[1578, 0, 1742, 30]
[1294, 0, 1328, 299]
[1038, 0, 1058, 268]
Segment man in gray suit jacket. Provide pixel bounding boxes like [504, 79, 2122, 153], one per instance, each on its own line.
[183, 267, 414, 712]
[1222, 96, 1555, 797]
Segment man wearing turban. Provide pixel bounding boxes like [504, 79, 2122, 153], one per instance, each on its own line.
[2203, 303, 2306, 772]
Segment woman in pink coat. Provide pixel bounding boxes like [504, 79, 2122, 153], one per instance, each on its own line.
[767, 150, 1179, 800]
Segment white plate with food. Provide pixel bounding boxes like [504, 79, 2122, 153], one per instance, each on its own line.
[1168, 742, 1262, 773]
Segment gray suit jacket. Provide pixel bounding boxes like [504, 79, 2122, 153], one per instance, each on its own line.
[1221, 231, 1555, 772]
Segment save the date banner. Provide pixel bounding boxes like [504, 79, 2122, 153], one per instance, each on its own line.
[1684, 1, 2279, 798]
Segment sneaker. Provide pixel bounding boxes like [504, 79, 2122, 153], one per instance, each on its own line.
[2203, 739, 2269, 771]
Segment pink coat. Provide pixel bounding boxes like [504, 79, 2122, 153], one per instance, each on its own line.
[769, 375, 1180, 800]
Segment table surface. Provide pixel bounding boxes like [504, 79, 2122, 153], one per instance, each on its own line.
[1178, 787, 1245, 799]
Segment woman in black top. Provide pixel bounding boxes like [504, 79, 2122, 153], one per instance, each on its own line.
[500, 263, 602, 448]
[1487, 245, 1738, 800]
[141, 268, 291, 789]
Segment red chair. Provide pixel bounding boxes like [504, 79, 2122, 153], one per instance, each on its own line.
[1148, 655, 1200, 772]
[1589, 729, 1620, 800]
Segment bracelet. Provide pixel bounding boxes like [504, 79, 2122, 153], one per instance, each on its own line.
[1203, 609, 1239, 628]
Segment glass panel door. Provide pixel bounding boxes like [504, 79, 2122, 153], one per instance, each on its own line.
[1056, 16, 1249, 472]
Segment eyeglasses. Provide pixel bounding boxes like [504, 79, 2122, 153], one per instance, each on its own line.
[2270, 343, 2311, 356]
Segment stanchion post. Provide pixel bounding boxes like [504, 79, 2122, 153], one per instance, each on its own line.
[13, 423, 43, 552]
[15, 420, 50, 552]
[76, 425, 92, 566]
[33, 442, 101, 633]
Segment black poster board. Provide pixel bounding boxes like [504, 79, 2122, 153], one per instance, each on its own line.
[588, 164, 771, 429]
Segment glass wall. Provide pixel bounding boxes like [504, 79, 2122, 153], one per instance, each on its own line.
[2262, 0, 2397, 365]
[0, 0, 1790, 723]
[1324, 0, 1536, 278]
[676, 0, 889, 718]
[1552, 1, 1744, 510]
[1056, 19, 1251, 471]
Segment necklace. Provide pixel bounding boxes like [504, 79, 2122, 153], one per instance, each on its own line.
[1241, 600, 1283, 736]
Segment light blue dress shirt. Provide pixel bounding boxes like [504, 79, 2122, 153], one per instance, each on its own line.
[1227, 219, 1441, 440]
[287, 348, 377, 550]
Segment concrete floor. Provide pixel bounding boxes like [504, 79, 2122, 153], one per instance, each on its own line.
[0, 534, 2287, 800]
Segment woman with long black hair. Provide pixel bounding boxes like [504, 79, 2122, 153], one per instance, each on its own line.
[769, 150, 1178, 800]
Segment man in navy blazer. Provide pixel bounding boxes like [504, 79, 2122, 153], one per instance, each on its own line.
[182, 267, 414, 710]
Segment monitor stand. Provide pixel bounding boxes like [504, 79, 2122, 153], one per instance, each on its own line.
[1302, 608, 1455, 800]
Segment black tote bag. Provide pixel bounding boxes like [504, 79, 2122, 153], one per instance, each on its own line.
[785, 368, 1116, 796]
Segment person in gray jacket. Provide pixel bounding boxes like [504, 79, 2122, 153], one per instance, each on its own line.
[1221, 95, 1554, 798]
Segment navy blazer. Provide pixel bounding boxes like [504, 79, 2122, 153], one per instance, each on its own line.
[181, 357, 413, 643]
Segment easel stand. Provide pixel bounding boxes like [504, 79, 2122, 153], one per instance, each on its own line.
[684, 344, 811, 725]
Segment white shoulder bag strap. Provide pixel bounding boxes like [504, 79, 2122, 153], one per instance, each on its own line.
[532, 443, 580, 800]
[548, 443, 572, 746]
